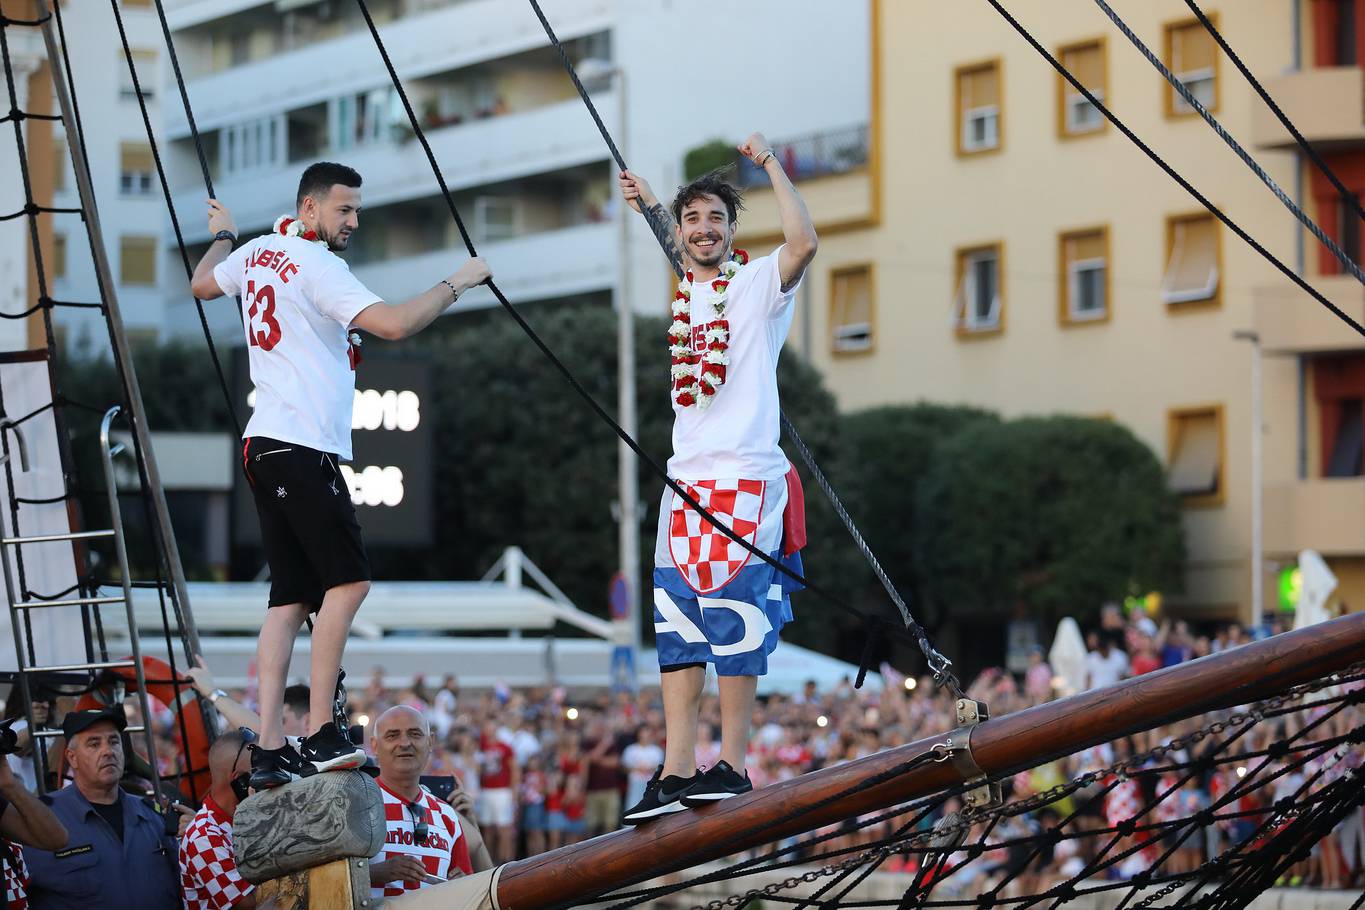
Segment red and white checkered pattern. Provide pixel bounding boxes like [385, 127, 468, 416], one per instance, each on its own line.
[668, 480, 767, 594]
[372, 780, 472, 900]
[179, 796, 252, 910]
[3, 843, 28, 910]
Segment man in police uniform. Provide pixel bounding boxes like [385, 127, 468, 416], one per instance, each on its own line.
[24, 707, 182, 909]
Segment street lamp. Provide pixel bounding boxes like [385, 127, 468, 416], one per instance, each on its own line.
[1233, 329, 1263, 627]
[580, 58, 643, 670]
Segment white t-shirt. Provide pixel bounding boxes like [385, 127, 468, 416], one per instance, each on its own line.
[1085, 648, 1129, 690]
[668, 247, 799, 482]
[214, 233, 381, 460]
[622, 742, 665, 789]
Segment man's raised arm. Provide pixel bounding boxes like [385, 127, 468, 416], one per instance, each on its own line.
[738, 132, 818, 291]
[190, 199, 239, 300]
[618, 169, 685, 277]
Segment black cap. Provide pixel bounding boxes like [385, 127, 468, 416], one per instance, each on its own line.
[61, 705, 127, 740]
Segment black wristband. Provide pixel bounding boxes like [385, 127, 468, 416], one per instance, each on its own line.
[213, 229, 237, 245]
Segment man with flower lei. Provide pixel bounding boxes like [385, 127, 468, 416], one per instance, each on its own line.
[189, 161, 491, 790]
[617, 133, 818, 822]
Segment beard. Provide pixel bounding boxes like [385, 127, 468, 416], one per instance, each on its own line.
[318, 223, 351, 252]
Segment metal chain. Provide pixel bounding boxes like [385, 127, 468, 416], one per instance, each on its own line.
[683, 667, 1365, 910]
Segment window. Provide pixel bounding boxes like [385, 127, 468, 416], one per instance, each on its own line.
[119, 143, 154, 196]
[332, 88, 397, 151]
[1162, 213, 1220, 306]
[1168, 406, 1224, 505]
[1057, 39, 1106, 137]
[119, 235, 157, 286]
[473, 196, 520, 243]
[220, 116, 283, 177]
[52, 138, 66, 193]
[953, 243, 1003, 335]
[51, 233, 66, 280]
[1164, 18, 1218, 116]
[117, 49, 156, 100]
[955, 60, 1002, 155]
[1340, 194, 1362, 270]
[1059, 227, 1109, 324]
[829, 265, 874, 354]
[1327, 399, 1365, 477]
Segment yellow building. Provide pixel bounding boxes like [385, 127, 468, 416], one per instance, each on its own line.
[739, 0, 1365, 622]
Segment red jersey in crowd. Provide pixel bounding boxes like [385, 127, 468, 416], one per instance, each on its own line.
[179, 795, 252, 910]
[372, 780, 473, 901]
[480, 737, 515, 790]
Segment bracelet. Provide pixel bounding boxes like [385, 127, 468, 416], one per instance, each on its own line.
[755, 148, 776, 168]
[441, 279, 459, 300]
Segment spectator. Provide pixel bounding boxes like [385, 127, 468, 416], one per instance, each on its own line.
[1023, 647, 1053, 703]
[582, 718, 627, 837]
[25, 706, 182, 909]
[282, 685, 312, 738]
[369, 706, 485, 902]
[187, 656, 261, 736]
[519, 754, 549, 858]
[432, 675, 459, 740]
[1084, 633, 1128, 690]
[179, 728, 256, 910]
[0, 717, 67, 910]
[622, 727, 664, 809]
[5, 688, 58, 793]
[476, 719, 517, 863]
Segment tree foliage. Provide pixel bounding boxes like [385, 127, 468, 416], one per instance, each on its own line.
[912, 415, 1185, 629]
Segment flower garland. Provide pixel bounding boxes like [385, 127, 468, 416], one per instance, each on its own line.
[668, 249, 748, 409]
[272, 214, 326, 246]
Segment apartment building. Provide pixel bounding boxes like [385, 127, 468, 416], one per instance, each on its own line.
[41, 0, 171, 347]
[740, 0, 1365, 620]
[157, 0, 869, 336]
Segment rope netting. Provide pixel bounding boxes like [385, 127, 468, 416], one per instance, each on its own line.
[604, 666, 1365, 910]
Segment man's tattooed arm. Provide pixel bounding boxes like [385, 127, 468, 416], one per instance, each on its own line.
[642, 202, 686, 279]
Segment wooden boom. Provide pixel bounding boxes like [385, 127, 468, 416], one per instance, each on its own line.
[495, 611, 1365, 910]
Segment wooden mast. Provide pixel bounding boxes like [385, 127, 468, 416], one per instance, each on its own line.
[494, 611, 1365, 910]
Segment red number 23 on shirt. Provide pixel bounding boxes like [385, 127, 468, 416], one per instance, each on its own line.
[245, 280, 282, 351]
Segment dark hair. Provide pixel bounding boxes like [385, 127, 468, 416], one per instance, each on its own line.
[283, 684, 311, 716]
[669, 173, 744, 226]
[296, 161, 362, 209]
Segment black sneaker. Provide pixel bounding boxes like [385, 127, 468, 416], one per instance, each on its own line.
[681, 760, 752, 806]
[622, 765, 701, 825]
[248, 743, 298, 790]
[298, 721, 367, 776]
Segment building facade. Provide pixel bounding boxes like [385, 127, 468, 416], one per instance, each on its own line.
[740, 0, 1365, 622]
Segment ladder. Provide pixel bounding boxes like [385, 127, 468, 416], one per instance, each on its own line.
[0, 407, 163, 797]
[0, 4, 212, 799]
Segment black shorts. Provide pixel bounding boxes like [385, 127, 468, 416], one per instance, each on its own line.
[243, 436, 371, 610]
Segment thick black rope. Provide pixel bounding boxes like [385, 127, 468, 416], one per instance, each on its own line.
[1184, 0, 1365, 227]
[1088, 0, 1364, 286]
[107, 0, 241, 438]
[522, 0, 957, 686]
[984, 0, 1365, 340]
[348, 0, 954, 683]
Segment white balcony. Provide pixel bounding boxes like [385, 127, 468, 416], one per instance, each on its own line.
[164, 0, 611, 137]
[352, 220, 615, 307]
[169, 94, 616, 242]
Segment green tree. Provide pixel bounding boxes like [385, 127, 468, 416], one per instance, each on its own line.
[912, 415, 1185, 629]
[682, 139, 738, 182]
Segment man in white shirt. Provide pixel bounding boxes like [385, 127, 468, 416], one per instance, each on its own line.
[189, 162, 491, 788]
[616, 133, 817, 823]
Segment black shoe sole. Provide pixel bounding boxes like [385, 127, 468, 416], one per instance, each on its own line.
[249, 771, 292, 790]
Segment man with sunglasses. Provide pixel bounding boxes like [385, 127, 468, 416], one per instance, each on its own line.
[369, 706, 476, 901]
[179, 729, 257, 910]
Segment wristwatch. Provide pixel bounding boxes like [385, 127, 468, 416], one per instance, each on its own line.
[213, 229, 237, 245]
[209, 688, 227, 705]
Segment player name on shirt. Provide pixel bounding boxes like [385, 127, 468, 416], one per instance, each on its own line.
[244, 246, 301, 284]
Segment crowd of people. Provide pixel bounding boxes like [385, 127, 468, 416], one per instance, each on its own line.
[0, 606, 1359, 908]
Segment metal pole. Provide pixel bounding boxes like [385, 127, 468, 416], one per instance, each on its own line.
[1235, 330, 1264, 626]
[34, 2, 203, 660]
[614, 69, 642, 664]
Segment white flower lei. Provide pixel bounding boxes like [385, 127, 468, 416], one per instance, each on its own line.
[669, 249, 747, 409]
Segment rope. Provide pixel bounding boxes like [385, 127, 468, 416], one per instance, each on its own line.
[108, 0, 241, 437]
[1088, 0, 1365, 286]
[348, 0, 957, 685]
[1183, 0, 1365, 228]
[522, 0, 956, 686]
[983, 0, 1365, 340]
